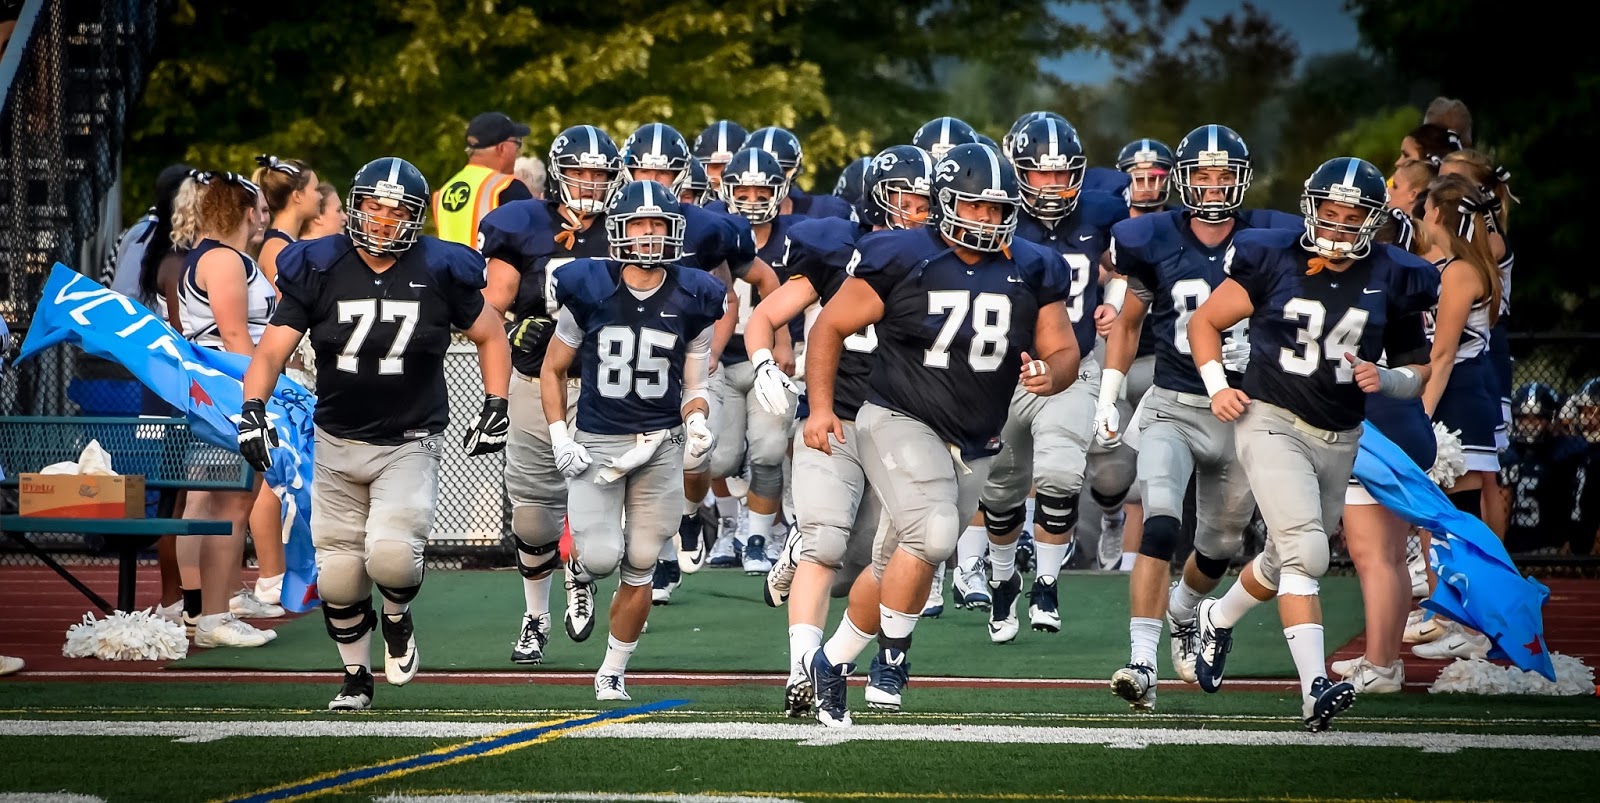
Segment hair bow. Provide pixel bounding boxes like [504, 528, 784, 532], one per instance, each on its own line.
[255, 154, 301, 175]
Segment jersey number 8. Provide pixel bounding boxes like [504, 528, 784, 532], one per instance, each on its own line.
[597, 325, 678, 400]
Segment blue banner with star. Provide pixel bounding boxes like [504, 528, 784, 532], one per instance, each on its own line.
[13, 264, 321, 612]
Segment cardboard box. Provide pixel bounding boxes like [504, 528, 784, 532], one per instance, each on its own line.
[18, 474, 146, 519]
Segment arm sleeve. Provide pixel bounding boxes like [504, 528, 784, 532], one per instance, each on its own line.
[1125, 274, 1154, 306]
[681, 324, 714, 405]
[554, 307, 583, 348]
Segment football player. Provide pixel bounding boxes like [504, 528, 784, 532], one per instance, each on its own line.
[743, 143, 934, 716]
[1098, 124, 1300, 710]
[801, 142, 1079, 727]
[911, 115, 979, 159]
[1187, 156, 1440, 731]
[681, 157, 714, 206]
[539, 180, 726, 701]
[832, 156, 872, 208]
[747, 126, 853, 220]
[976, 114, 1128, 644]
[239, 157, 513, 711]
[692, 119, 748, 192]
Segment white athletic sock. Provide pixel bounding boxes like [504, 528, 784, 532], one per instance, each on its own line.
[382, 599, 408, 618]
[1034, 540, 1070, 580]
[1209, 579, 1262, 630]
[659, 538, 679, 561]
[748, 511, 775, 541]
[1168, 579, 1207, 622]
[788, 624, 824, 676]
[715, 495, 739, 521]
[523, 574, 553, 618]
[254, 573, 283, 604]
[338, 632, 373, 674]
[1023, 497, 1037, 531]
[957, 525, 988, 567]
[601, 634, 638, 675]
[822, 613, 875, 666]
[683, 495, 700, 517]
[1130, 617, 1162, 670]
[989, 540, 1018, 581]
[1284, 623, 1326, 697]
[1118, 552, 1137, 571]
[878, 604, 921, 641]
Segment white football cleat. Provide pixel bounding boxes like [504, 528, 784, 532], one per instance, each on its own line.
[595, 671, 631, 701]
[1111, 662, 1157, 711]
[1167, 612, 1199, 684]
[381, 611, 420, 687]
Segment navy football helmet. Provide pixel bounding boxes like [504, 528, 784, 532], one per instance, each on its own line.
[1512, 382, 1562, 445]
[1173, 124, 1253, 222]
[745, 126, 804, 180]
[621, 123, 693, 195]
[347, 156, 428, 256]
[719, 147, 789, 225]
[1300, 157, 1389, 261]
[913, 116, 979, 160]
[692, 120, 748, 174]
[833, 156, 871, 206]
[1004, 111, 1067, 155]
[1116, 138, 1174, 210]
[931, 143, 1019, 252]
[863, 145, 932, 230]
[547, 124, 620, 216]
[605, 180, 685, 265]
[680, 157, 712, 206]
[1008, 115, 1087, 221]
[1568, 377, 1600, 443]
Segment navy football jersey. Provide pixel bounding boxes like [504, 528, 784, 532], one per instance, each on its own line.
[785, 216, 876, 420]
[478, 199, 611, 376]
[849, 227, 1071, 459]
[1014, 190, 1128, 358]
[1084, 166, 1132, 196]
[716, 212, 801, 365]
[1500, 436, 1585, 553]
[682, 204, 758, 279]
[1228, 228, 1441, 432]
[554, 260, 726, 435]
[1108, 209, 1300, 396]
[788, 187, 854, 220]
[272, 234, 487, 444]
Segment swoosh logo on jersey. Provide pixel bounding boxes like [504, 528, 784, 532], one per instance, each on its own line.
[409, 282, 427, 288]
[1006, 275, 1025, 283]
[1078, 234, 1094, 241]
[661, 312, 677, 318]
[1363, 288, 1381, 294]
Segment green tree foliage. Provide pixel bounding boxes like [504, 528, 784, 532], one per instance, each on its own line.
[123, 0, 1096, 215]
[1347, 0, 1600, 328]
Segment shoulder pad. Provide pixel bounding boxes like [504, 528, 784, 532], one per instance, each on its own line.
[1242, 208, 1303, 232]
[423, 237, 489, 290]
[1080, 190, 1131, 227]
[551, 258, 615, 310]
[274, 235, 344, 288]
[1109, 212, 1159, 252]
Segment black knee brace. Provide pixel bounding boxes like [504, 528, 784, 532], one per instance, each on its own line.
[980, 502, 1027, 537]
[515, 538, 560, 580]
[1034, 491, 1079, 536]
[1192, 549, 1231, 580]
[1091, 486, 1128, 513]
[1138, 515, 1181, 561]
[377, 580, 423, 606]
[323, 598, 376, 644]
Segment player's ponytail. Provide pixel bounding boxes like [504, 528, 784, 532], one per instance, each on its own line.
[1425, 174, 1501, 326]
[251, 154, 315, 220]
[1441, 149, 1516, 235]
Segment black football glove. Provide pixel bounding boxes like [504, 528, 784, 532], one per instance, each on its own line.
[508, 315, 554, 358]
[463, 394, 510, 457]
[237, 398, 278, 472]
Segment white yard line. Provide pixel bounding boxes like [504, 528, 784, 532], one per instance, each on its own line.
[3, 719, 1596, 753]
[11, 669, 1313, 687]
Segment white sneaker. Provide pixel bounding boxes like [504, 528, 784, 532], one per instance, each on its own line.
[0, 655, 23, 676]
[1411, 622, 1491, 660]
[953, 556, 990, 610]
[1341, 657, 1404, 693]
[595, 671, 631, 701]
[229, 588, 285, 619]
[921, 570, 946, 618]
[1111, 662, 1157, 710]
[154, 601, 183, 625]
[1330, 656, 1358, 677]
[1403, 609, 1449, 644]
[194, 614, 271, 648]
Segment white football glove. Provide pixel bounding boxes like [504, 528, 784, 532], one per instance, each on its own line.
[549, 421, 592, 479]
[1093, 368, 1126, 448]
[751, 348, 799, 416]
[684, 410, 716, 468]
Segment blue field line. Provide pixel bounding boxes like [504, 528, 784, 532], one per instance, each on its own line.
[224, 699, 689, 803]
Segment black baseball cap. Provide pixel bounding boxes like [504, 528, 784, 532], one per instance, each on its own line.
[466, 112, 531, 148]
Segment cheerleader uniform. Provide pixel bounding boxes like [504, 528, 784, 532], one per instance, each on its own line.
[1428, 257, 1500, 472]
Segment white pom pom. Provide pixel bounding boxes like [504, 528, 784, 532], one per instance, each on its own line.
[63, 609, 189, 662]
[1428, 422, 1469, 489]
[1428, 652, 1595, 696]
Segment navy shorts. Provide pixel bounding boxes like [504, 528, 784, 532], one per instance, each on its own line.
[1434, 354, 1501, 473]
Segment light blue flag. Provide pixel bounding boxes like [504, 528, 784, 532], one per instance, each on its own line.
[14, 264, 321, 612]
[1353, 423, 1554, 680]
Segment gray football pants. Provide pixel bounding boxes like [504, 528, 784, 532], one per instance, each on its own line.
[980, 356, 1101, 512]
[792, 419, 883, 570]
[505, 371, 579, 552]
[311, 427, 441, 606]
[856, 403, 993, 576]
[709, 359, 793, 497]
[1234, 401, 1360, 589]
[1135, 386, 1255, 562]
[567, 428, 686, 587]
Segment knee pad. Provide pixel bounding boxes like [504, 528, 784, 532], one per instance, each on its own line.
[1138, 515, 1181, 561]
[913, 504, 962, 565]
[980, 502, 1027, 537]
[1278, 572, 1320, 597]
[511, 503, 565, 546]
[799, 526, 849, 569]
[377, 581, 422, 605]
[1293, 535, 1331, 580]
[1191, 549, 1231, 580]
[1090, 487, 1128, 513]
[322, 599, 376, 644]
[366, 538, 424, 592]
[1033, 491, 1079, 536]
[572, 541, 622, 581]
[315, 554, 370, 606]
[749, 460, 784, 499]
[515, 537, 561, 580]
[709, 443, 746, 481]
